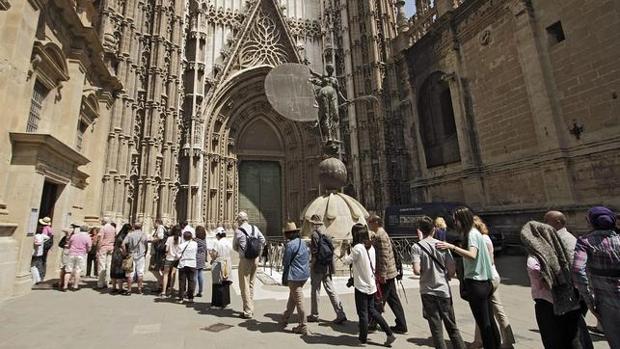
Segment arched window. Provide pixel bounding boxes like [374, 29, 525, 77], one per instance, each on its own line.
[417, 72, 460, 167]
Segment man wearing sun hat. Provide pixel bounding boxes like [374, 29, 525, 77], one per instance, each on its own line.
[279, 221, 310, 335]
[307, 214, 347, 324]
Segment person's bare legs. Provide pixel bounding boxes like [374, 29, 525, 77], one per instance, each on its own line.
[162, 267, 170, 295]
[62, 271, 71, 290]
[137, 277, 143, 293]
[126, 274, 133, 294]
[73, 270, 81, 290]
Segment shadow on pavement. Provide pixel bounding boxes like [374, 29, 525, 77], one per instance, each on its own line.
[302, 333, 362, 347]
[406, 336, 442, 347]
[238, 318, 283, 334]
[318, 319, 359, 335]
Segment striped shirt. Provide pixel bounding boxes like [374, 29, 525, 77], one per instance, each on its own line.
[572, 229, 620, 310]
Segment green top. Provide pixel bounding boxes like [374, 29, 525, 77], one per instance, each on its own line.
[462, 228, 494, 281]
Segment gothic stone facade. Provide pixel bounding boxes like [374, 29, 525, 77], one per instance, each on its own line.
[0, 0, 399, 300]
[387, 0, 620, 240]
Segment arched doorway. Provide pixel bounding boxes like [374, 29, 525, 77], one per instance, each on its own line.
[237, 117, 284, 235]
[198, 67, 323, 232]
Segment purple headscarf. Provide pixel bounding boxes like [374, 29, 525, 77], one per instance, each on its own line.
[587, 206, 617, 230]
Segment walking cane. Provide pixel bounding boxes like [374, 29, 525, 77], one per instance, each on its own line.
[398, 279, 408, 304]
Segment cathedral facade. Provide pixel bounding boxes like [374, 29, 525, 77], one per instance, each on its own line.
[1, 0, 617, 300]
[0, 0, 399, 299]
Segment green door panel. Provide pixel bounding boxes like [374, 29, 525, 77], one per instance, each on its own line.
[239, 161, 282, 236]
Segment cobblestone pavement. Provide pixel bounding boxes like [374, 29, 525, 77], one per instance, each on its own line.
[0, 254, 608, 349]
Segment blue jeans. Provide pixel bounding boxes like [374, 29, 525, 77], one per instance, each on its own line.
[195, 268, 204, 294]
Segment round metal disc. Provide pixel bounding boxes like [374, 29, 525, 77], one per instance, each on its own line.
[264, 63, 317, 122]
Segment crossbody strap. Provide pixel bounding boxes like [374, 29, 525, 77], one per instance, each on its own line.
[178, 242, 190, 260]
[415, 240, 453, 301]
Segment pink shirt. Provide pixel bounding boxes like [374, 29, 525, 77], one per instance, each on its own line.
[68, 232, 92, 256]
[98, 223, 116, 252]
[42, 225, 53, 237]
[527, 255, 553, 303]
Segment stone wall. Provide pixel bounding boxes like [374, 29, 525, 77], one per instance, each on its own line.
[390, 0, 620, 240]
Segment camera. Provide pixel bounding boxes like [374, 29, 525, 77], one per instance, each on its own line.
[346, 277, 354, 288]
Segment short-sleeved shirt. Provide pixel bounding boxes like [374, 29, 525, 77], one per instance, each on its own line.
[463, 228, 494, 281]
[165, 236, 180, 261]
[68, 232, 92, 256]
[412, 237, 454, 298]
[178, 240, 198, 268]
[122, 230, 148, 259]
[33, 234, 50, 256]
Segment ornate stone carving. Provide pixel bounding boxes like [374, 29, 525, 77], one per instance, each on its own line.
[238, 8, 290, 68]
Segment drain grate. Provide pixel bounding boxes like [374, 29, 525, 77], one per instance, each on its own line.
[201, 323, 234, 333]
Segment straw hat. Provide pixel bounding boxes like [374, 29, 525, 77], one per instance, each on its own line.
[308, 214, 323, 225]
[38, 217, 51, 226]
[283, 222, 300, 233]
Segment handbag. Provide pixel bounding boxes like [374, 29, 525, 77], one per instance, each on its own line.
[172, 242, 189, 268]
[365, 248, 384, 312]
[122, 235, 143, 273]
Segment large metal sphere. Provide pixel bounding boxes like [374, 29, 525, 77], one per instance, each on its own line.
[319, 157, 348, 190]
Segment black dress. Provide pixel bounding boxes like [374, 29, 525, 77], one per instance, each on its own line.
[110, 230, 129, 280]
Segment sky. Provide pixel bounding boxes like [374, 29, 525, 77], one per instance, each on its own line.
[404, 1, 416, 17]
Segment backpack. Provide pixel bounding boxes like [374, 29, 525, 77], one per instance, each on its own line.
[240, 225, 262, 259]
[316, 232, 334, 266]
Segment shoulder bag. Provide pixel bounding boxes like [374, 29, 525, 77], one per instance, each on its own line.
[172, 242, 190, 268]
[414, 240, 458, 302]
[365, 248, 384, 312]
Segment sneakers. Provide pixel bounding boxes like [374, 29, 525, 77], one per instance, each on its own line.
[385, 334, 396, 347]
[389, 326, 408, 334]
[306, 315, 320, 323]
[195, 293, 202, 298]
[241, 312, 253, 319]
[292, 325, 308, 335]
[279, 313, 289, 326]
[333, 315, 347, 324]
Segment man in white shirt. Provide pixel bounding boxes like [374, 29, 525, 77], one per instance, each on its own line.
[232, 211, 265, 319]
[32, 229, 50, 283]
[340, 223, 396, 347]
[177, 230, 198, 303]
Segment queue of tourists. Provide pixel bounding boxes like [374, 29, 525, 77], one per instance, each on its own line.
[31, 205, 620, 349]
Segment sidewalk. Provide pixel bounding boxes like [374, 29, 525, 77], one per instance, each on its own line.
[0, 255, 608, 349]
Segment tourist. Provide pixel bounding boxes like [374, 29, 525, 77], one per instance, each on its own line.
[233, 211, 265, 319]
[161, 225, 182, 297]
[85, 227, 99, 278]
[109, 223, 131, 294]
[469, 216, 515, 349]
[122, 222, 149, 295]
[437, 207, 500, 349]
[63, 225, 92, 291]
[368, 214, 407, 334]
[177, 230, 197, 304]
[573, 206, 620, 348]
[149, 219, 167, 294]
[38, 216, 54, 280]
[57, 226, 74, 289]
[307, 214, 347, 324]
[31, 227, 50, 283]
[279, 222, 310, 335]
[211, 229, 233, 308]
[194, 225, 207, 298]
[96, 217, 116, 289]
[339, 223, 396, 347]
[434, 217, 448, 241]
[544, 210, 593, 349]
[412, 216, 465, 349]
[521, 221, 582, 349]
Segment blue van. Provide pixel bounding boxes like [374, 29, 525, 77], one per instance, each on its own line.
[384, 202, 504, 253]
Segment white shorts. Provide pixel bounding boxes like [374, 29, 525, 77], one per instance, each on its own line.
[65, 255, 86, 274]
[126, 256, 145, 278]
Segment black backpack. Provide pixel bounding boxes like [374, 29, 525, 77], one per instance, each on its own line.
[240, 225, 262, 259]
[316, 232, 334, 266]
